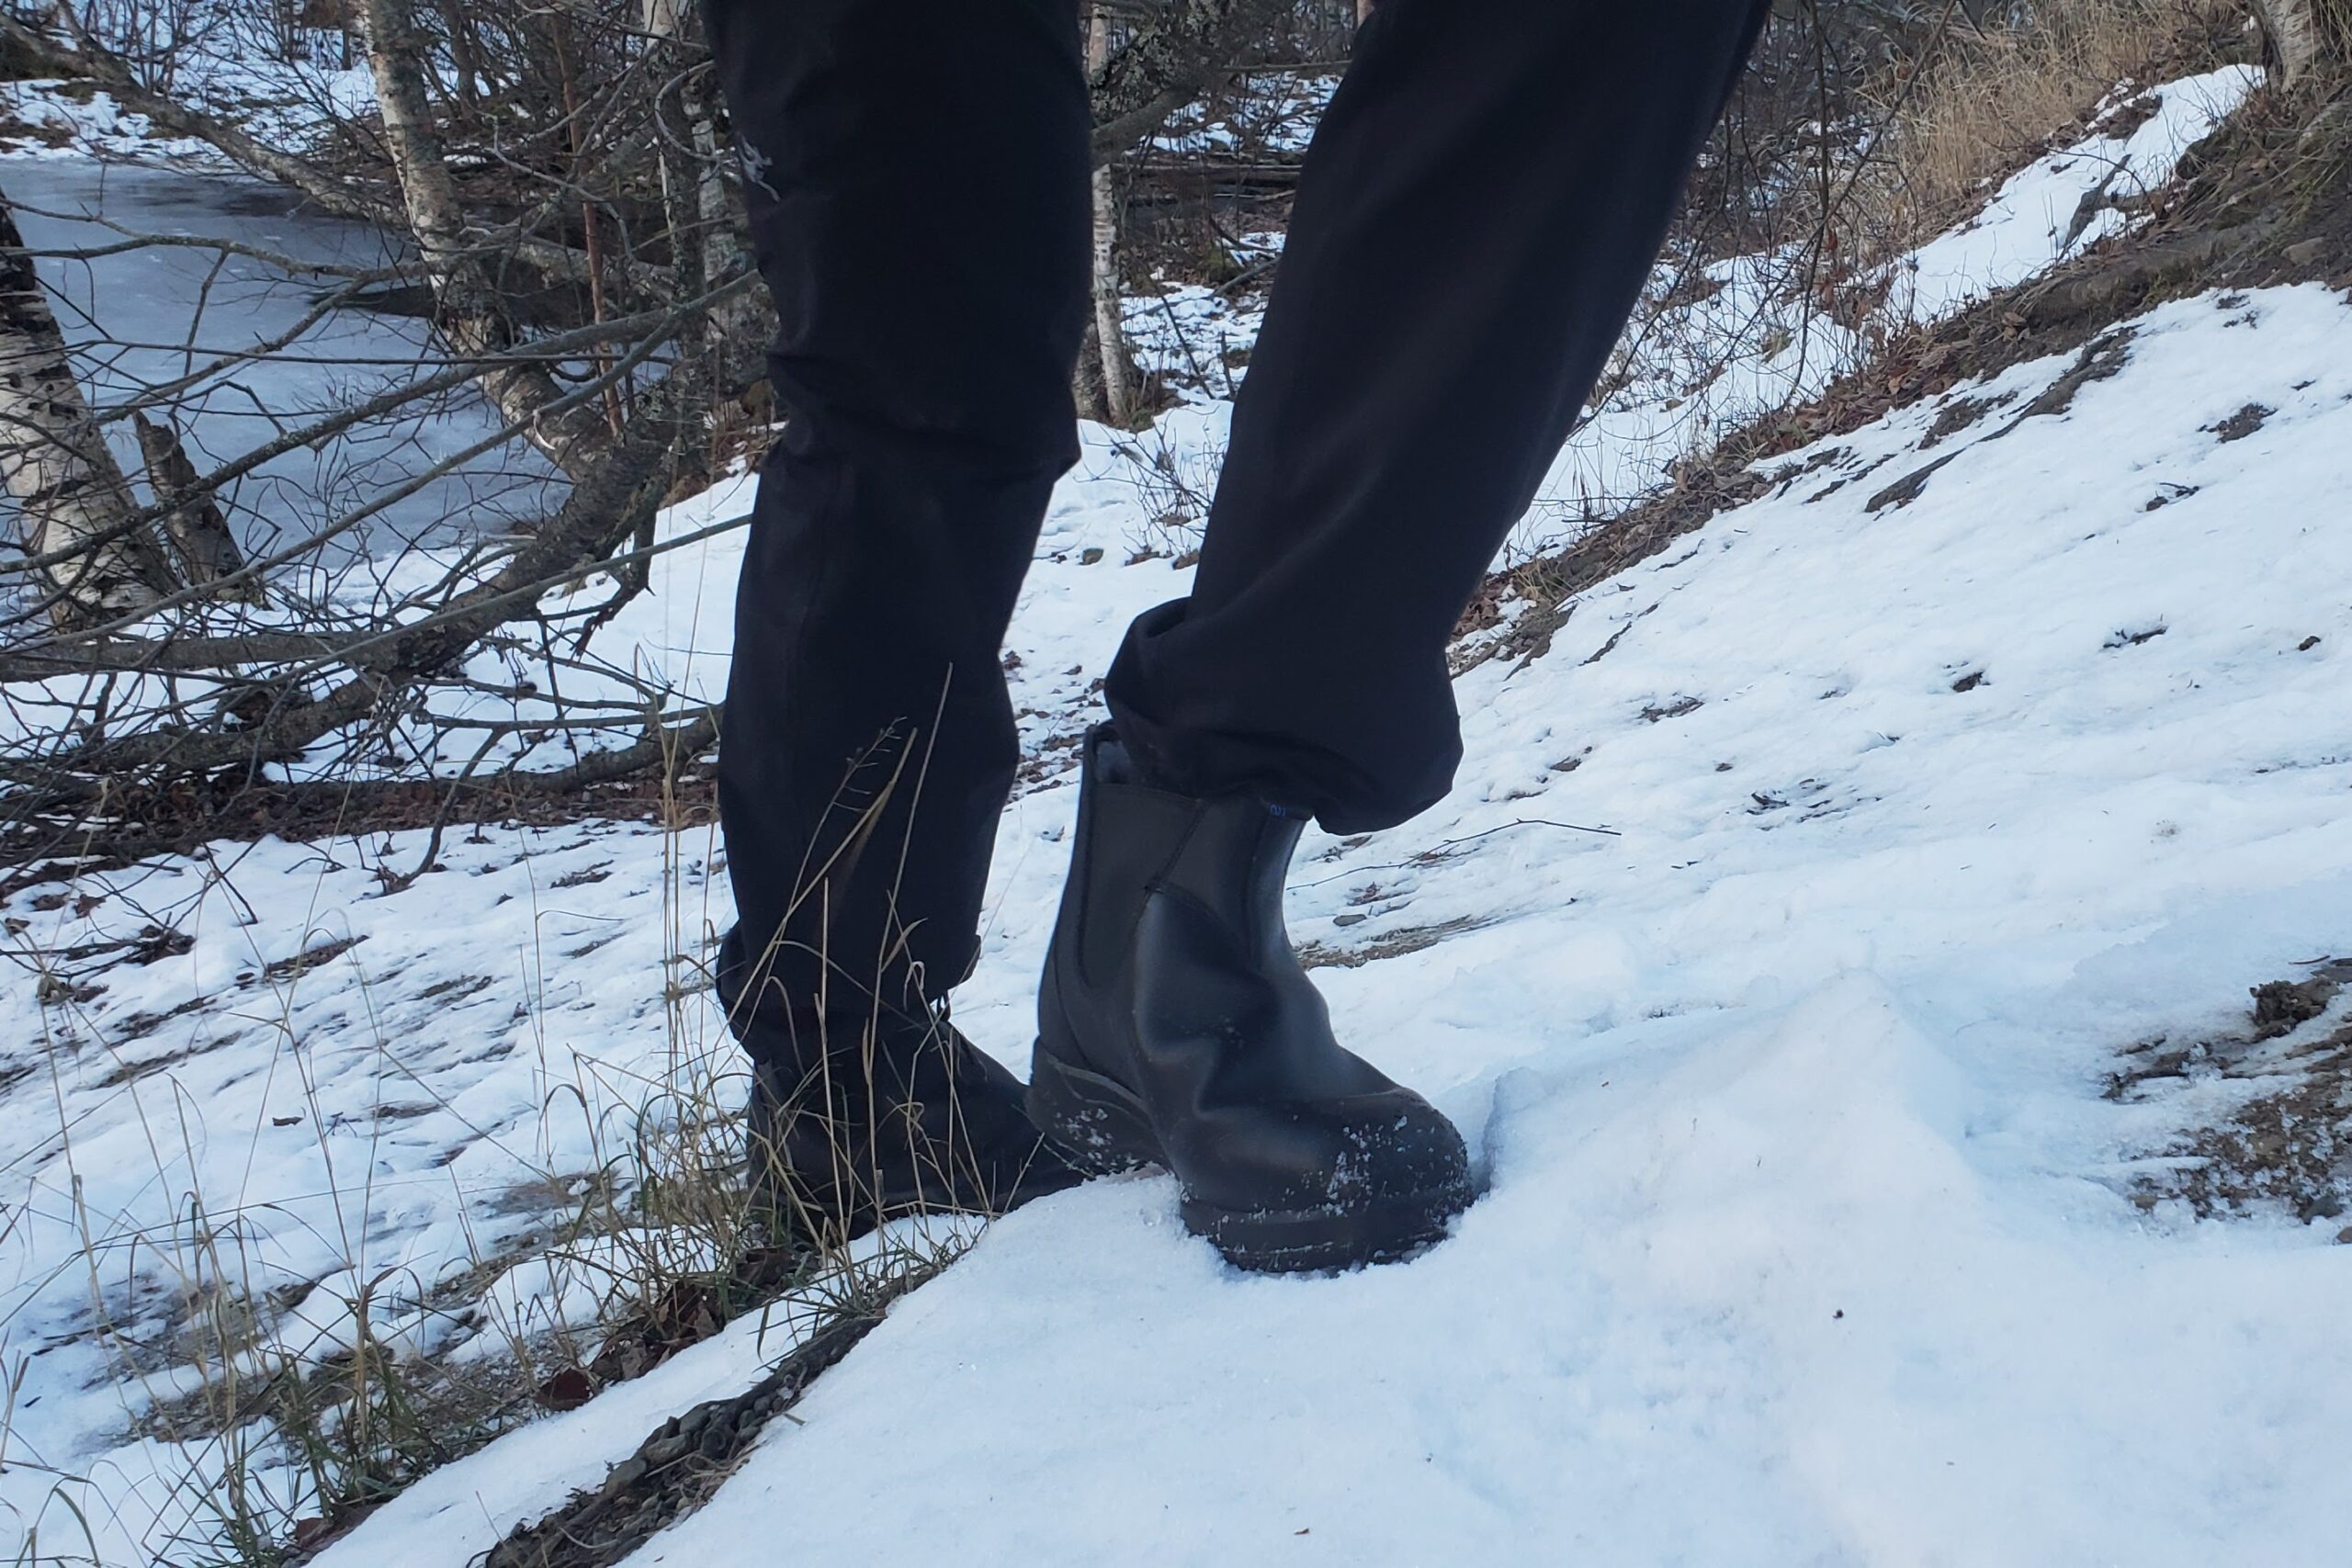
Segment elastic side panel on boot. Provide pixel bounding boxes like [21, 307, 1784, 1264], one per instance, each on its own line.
[1076, 784, 1200, 989]
[1161, 801, 1304, 950]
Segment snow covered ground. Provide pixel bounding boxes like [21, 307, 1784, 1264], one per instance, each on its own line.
[5, 58, 2347, 1568]
[659, 285, 2352, 1568]
[617, 283, 2352, 1568]
[9, 276, 2348, 1563]
[0, 28, 374, 165]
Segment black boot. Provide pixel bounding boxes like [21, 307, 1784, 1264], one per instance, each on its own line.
[747, 1003, 1085, 1247]
[1029, 728, 1475, 1272]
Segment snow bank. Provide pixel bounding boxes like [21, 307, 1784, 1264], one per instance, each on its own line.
[315, 282, 2352, 1568]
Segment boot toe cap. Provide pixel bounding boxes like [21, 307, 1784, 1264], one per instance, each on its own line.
[1172, 1090, 1473, 1272]
[1175, 1088, 1471, 1217]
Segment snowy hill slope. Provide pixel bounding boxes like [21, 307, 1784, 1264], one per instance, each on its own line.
[316, 282, 2352, 1567]
[0, 62, 2343, 1566]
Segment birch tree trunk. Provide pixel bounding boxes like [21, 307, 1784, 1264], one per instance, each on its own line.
[0, 186, 178, 627]
[642, 0, 762, 350]
[357, 0, 606, 476]
[132, 412, 264, 605]
[1086, 5, 1142, 428]
[689, 73, 763, 348]
[2253, 0, 2352, 81]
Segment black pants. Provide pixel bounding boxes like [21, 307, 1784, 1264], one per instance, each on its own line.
[706, 0, 1768, 1055]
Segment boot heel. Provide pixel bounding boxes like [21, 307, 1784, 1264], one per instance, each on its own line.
[1026, 1048, 1164, 1175]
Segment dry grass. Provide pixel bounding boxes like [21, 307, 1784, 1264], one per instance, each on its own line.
[0, 750, 986, 1565]
[1856, 0, 2246, 259]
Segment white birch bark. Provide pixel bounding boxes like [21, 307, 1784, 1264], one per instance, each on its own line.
[643, 0, 762, 348]
[2254, 0, 2351, 80]
[133, 412, 264, 606]
[0, 186, 178, 627]
[357, 0, 605, 475]
[1089, 5, 1141, 428]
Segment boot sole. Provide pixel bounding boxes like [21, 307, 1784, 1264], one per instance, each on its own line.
[1027, 1050, 1471, 1274]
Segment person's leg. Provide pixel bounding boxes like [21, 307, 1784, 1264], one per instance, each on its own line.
[1039, 0, 1770, 1272]
[1108, 0, 1771, 832]
[704, 0, 1091, 1231]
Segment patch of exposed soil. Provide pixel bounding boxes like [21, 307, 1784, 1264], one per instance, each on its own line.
[0, 767, 720, 896]
[2113, 962, 2352, 1225]
[263, 933, 366, 982]
[1919, 390, 2014, 448]
[544, 1245, 813, 1404]
[1640, 695, 1707, 724]
[469, 1281, 924, 1568]
[1452, 460, 1776, 675]
[2206, 400, 2273, 441]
